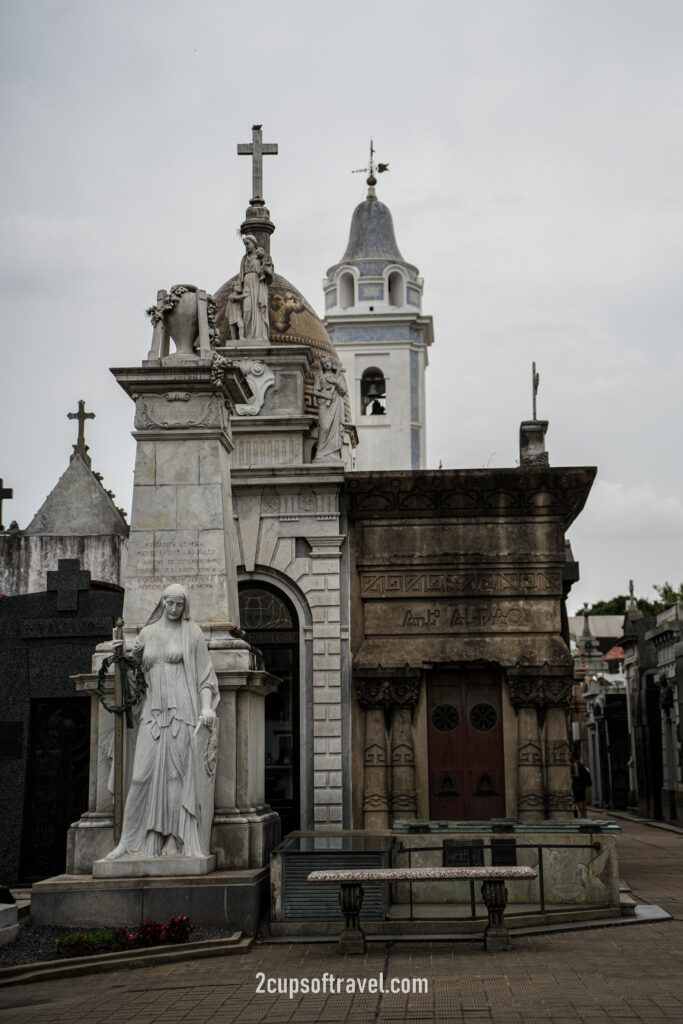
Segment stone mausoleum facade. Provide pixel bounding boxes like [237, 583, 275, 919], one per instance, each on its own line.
[0, 133, 595, 910]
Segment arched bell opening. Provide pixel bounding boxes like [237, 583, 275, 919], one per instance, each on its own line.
[387, 270, 405, 307]
[360, 367, 387, 416]
[339, 271, 355, 309]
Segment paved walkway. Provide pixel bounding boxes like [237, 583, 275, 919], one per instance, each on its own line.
[1, 815, 682, 1023]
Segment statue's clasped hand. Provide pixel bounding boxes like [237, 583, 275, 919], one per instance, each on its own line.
[198, 708, 216, 730]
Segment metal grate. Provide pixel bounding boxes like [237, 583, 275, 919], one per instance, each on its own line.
[282, 853, 387, 920]
[443, 839, 484, 866]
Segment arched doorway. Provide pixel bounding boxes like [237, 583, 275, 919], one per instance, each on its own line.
[238, 583, 301, 836]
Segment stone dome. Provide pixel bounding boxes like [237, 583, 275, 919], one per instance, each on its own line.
[214, 271, 346, 417]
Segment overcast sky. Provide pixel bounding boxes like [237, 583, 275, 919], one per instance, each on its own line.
[2, 0, 682, 612]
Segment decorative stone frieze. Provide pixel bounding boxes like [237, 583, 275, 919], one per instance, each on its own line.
[507, 676, 573, 709]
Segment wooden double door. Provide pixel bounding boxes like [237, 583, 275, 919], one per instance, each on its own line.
[427, 669, 506, 820]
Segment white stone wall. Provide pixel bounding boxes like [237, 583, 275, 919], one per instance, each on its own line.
[333, 341, 428, 472]
[0, 533, 126, 596]
[232, 468, 350, 830]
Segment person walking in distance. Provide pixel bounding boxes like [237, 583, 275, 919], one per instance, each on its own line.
[570, 752, 592, 818]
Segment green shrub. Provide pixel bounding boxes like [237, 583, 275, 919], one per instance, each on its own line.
[55, 917, 193, 957]
[56, 931, 115, 957]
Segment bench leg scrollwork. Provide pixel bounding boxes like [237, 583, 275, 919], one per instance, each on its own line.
[481, 879, 511, 951]
[338, 882, 366, 955]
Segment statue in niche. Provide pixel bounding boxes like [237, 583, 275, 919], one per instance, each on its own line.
[313, 356, 347, 462]
[235, 234, 273, 342]
[106, 584, 219, 860]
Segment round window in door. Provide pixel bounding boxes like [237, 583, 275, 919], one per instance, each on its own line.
[431, 704, 459, 732]
[470, 703, 497, 731]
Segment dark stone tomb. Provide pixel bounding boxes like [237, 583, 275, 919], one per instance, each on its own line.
[0, 559, 122, 883]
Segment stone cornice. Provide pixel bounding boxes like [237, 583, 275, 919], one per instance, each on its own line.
[346, 467, 596, 530]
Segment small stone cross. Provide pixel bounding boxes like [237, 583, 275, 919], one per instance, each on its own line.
[237, 125, 278, 201]
[68, 400, 95, 467]
[46, 558, 91, 611]
[0, 479, 13, 531]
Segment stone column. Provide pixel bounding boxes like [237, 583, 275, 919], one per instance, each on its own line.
[70, 355, 281, 872]
[356, 679, 390, 830]
[388, 676, 420, 824]
[516, 706, 545, 820]
[509, 678, 545, 820]
[544, 702, 574, 819]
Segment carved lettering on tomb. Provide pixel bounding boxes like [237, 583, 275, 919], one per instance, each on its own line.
[360, 569, 561, 598]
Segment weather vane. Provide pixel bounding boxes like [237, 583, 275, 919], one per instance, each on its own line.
[352, 140, 389, 185]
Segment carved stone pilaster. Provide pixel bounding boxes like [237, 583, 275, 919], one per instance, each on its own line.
[544, 706, 573, 819]
[362, 708, 389, 829]
[355, 670, 421, 828]
[390, 707, 417, 820]
[517, 705, 544, 821]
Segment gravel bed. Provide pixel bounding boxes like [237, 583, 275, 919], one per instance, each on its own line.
[0, 921, 237, 969]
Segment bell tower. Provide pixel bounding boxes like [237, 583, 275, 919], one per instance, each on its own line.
[323, 146, 434, 470]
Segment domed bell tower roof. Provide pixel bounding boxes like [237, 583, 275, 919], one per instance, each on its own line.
[340, 187, 404, 263]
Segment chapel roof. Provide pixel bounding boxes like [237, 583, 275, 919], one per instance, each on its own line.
[25, 454, 128, 537]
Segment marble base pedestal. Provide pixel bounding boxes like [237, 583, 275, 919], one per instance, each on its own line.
[31, 867, 270, 936]
[93, 854, 216, 878]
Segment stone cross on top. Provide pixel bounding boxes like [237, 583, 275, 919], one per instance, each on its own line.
[0, 479, 13, 531]
[68, 400, 95, 468]
[47, 558, 91, 611]
[238, 125, 278, 202]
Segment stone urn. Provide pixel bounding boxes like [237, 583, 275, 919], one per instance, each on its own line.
[165, 287, 199, 360]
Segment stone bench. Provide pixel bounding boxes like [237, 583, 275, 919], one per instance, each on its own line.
[307, 866, 537, 953]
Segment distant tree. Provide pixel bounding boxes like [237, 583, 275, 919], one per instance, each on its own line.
[578, 595, 628, 616]
[576, 582, 683, 618]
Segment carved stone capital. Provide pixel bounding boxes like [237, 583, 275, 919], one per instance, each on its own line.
[387, 677, 421, 708]
[355, 678, 390, 709]
[507, 675, 572, 709]
[355, 669, 421, 710]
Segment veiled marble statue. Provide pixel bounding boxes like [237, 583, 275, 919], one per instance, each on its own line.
[235, 234, 273, 342]
[313, 356, 347, 462]
[106, 584, 219, 860]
